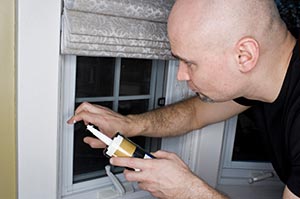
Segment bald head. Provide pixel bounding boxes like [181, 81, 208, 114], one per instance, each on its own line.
[168, 0, 285, 54]
[167, 0, 295, 102]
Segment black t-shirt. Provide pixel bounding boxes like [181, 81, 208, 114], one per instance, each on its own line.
[234, 39, 300, 196]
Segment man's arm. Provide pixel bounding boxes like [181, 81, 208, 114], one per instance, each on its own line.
[68, 96, 248, 139]
[126, 96, 249, 137]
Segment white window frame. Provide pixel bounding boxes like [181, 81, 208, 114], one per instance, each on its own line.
[60, 55, 166, 198]
[218, 116, 283, 186]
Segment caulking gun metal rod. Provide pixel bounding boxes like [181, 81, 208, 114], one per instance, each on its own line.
[86, 125, 112, 146]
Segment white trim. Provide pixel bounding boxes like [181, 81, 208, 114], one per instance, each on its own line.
[60, 55, 81, 196]
[192, 122, 225, 187]
[16, 0, 61, 198]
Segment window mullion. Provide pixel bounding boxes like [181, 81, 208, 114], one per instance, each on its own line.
[148, 60, 158, 110]
[75, 96, 116, 103]
[76, 95, 153, 103]
[113, 58, 121, 111]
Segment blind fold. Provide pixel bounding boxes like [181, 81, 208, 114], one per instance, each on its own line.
[61, 0, 174, 59]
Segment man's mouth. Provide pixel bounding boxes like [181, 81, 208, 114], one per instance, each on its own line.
[188, 82, 215, 103]
[196, 92, 215, 103]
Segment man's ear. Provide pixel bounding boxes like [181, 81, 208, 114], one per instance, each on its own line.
[235, 37, 259, 73]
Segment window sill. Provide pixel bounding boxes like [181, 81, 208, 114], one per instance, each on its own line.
[217, 184, 284, 199]
[62, 181, 156, 199]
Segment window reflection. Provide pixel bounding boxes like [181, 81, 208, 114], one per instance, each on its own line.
[76, 57, 115, 97]
[232, 108, 270, 162]
[120, 58, 152, 96]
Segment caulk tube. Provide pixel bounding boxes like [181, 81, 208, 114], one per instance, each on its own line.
[86, 125, 155, 159]
[105, 133, 155, 159]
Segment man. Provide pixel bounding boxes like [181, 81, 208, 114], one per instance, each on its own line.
[68, 0, 299, 198]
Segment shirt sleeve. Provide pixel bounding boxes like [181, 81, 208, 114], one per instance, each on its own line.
[286, 114, 300, 197]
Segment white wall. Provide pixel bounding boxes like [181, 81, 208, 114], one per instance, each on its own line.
[17, 0, 61, 198]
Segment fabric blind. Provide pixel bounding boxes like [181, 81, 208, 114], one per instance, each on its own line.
[61, 0, 175, 59]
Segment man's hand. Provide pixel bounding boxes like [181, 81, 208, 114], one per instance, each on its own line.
[110, 150, 228, 199]
[67, 102, 133, 148]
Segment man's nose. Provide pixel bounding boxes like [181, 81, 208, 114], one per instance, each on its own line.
[177, 62, 190, 81]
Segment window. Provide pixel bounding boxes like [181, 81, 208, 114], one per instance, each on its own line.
[59, 56, 223, 199]
[60, 55, 167, 197]
[218, 109, 283, 186]
[73, 56, 164, 183]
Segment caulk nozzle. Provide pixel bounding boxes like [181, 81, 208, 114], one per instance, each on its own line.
[86, 125, 112, 146]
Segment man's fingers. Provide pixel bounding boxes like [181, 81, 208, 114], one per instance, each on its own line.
[152, 150, 178, 159]
[67, 111, 100, 126]
[152, 150, 170, 158]
[123, 168, 155, 184]
[107, 161, 148, 182]
[83, 137, 106, 148]
[152, 150, 189, 169]
[67, 102, 104, 124]
[74, 102, 98, 115]
[110, 157, 152, 171]
[123, 169, 145, 182]
[75, 102, 110, 115]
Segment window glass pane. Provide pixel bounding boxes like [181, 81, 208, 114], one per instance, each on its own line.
[232, 109, 270, 162]
[118, 99, 149, 115]
[76, 56, 115, 97]
[73, 102, 113, 183]
[119, 58, 152, 96]
[73, 120, 108, 183]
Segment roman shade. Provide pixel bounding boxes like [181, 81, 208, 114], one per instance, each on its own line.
[61, 0, 175, 59]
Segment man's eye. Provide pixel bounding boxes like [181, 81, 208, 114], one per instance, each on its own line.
[185, 62, 192, 67]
